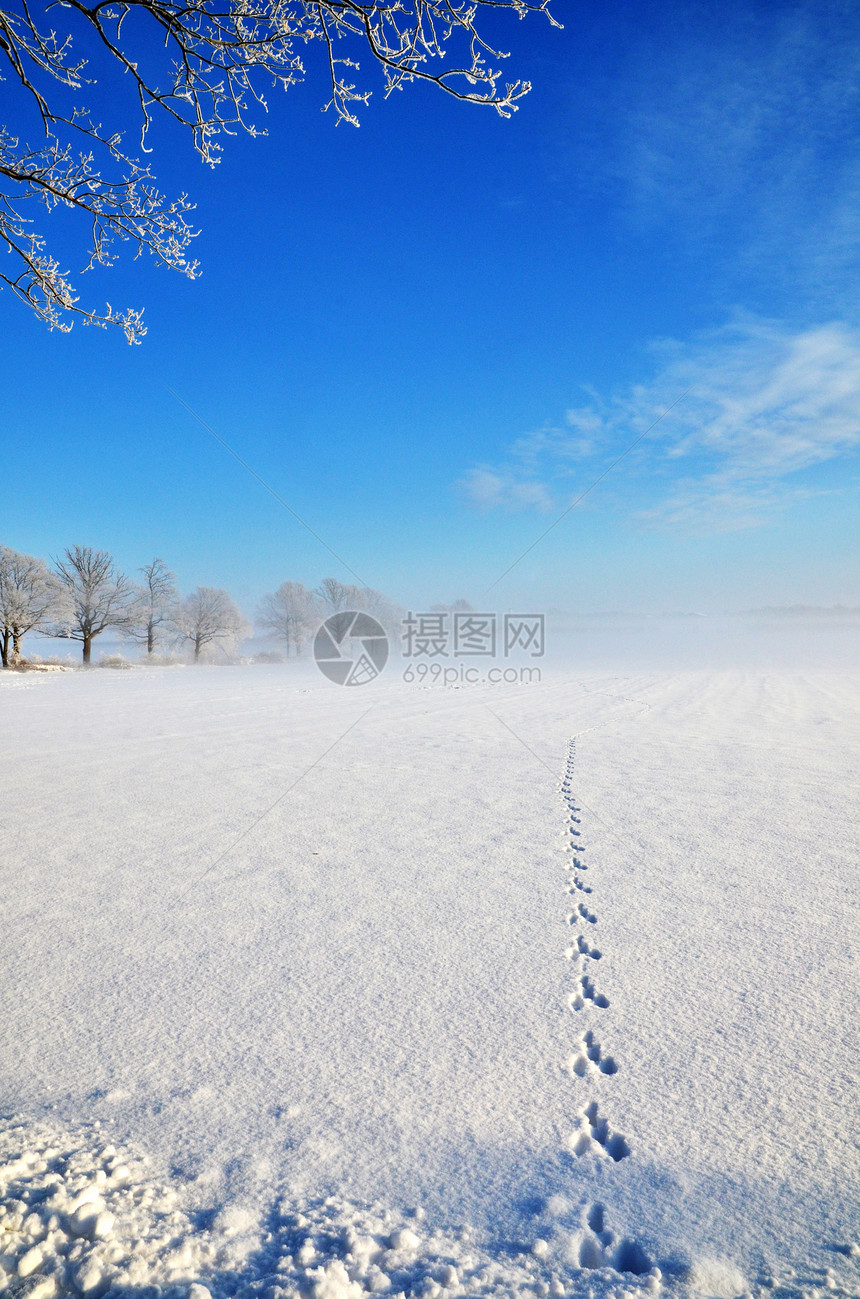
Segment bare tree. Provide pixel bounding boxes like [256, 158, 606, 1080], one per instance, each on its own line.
[257, 581, 319, 656]
[0, 0, 559, 341]
[314, 577, 402, 638]
[315, 577, 350, 613]
[349, 585, 403, 636]
[177, 586, 249, 662]
[0, 545, 71, 666]
[126, 558, 178, 656]
[51, 545, 135, 663]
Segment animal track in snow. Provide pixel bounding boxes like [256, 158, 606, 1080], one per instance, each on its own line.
[572, 1204, 652, 1274]
[559, 738, 630, 1180]
[587, 1203, 605, 1232]
[569, 1102, 630, 1162]
[568, 974, 609, 1011]
[568, 875, 593, 894]
[568, 902, 597, 925]
[566, 1031, 618, 1077]
[560, 740, 610, 1016]
[574, 934, 602, 960]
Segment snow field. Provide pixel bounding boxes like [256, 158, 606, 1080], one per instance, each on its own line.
[1, 657, 858, 1298]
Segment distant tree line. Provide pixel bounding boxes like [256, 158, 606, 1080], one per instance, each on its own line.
[0, 543, 402, 667]
[257, 578, 403, 658]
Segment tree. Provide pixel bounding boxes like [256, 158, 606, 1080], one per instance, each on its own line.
[0, 0, 559, 342]
[126, 558, 178, 656]
[51, 545, 135, 662]
[315, 577, 350, 613]
[257, 581, 319, 656]
[349, 584, 403, 636]
[0, 544, 71, 666]
[177, 586, 249, 661]
[314, 577, 402, 637]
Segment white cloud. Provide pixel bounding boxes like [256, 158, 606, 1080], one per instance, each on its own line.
[634, 320, 860, 474]
[560, 4, 860, 309]
[634, 482, 825, 535]
[457, 468, 555, 514]
[458, 320, 860, 534]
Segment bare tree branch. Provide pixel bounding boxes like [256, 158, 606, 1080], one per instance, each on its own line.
[0, 0, 558, 338]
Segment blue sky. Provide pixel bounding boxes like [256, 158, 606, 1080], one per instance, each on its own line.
[2, 0, 859, 614]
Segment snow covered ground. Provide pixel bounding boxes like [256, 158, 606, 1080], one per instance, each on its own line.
[1, 634, 858, 1298]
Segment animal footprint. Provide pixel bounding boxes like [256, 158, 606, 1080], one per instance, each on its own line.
[587, 1204, 605, 1233]
[572, 1205, 652, 1275]
[569, 1102, 630, 1161]
[581, 975, 609, 1007]
[565, 935, 601, 961]
[568, 974, 609, 1011]
[566, 1031, 618, 1077]
[569, 875, 593, 894]
[568, 903, 597, 925]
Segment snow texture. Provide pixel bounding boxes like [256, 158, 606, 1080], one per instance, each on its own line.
[1, 643, 858, 1299]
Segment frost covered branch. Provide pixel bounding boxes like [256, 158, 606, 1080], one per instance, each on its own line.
[0, 0, 559, 338]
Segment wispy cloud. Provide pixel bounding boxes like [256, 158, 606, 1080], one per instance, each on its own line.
[457, 320, 860, 533]
[458, 468, 556, 514]
[634, 482, 824, 535]
[559, 2, 860, 309]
